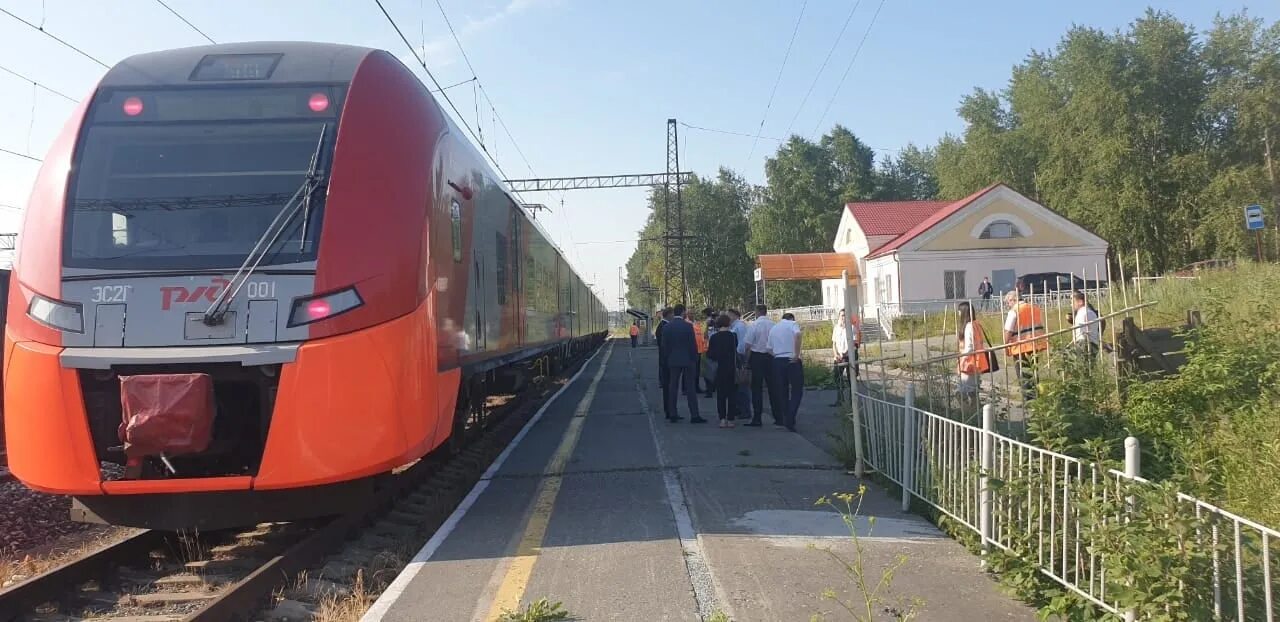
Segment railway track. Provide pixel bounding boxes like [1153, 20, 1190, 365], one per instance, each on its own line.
[0, 343, 602, 622]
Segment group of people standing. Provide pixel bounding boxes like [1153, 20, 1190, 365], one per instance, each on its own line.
[654, 304, 812, 432]
[954, 286, 1105, 404]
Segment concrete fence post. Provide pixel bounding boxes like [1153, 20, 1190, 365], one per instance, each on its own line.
[980, 404, 994, 557]
[901, 384, 917, 511]
[844, 271, 865, 479]
[1123, 436, 1141, 622]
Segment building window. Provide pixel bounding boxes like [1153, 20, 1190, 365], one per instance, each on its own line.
[944, 270, 966, 299]
[844, 229, 853, 244]
[886, 275, 893, 302]
[979, 220, 1022, 239]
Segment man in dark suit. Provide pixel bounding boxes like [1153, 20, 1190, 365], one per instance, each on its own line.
[654, 308, 673, 419]
[663, 304, 706, 423]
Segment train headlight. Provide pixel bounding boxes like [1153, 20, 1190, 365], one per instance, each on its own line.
[287, 287, 363, 327]
[27, 294, 84, 333]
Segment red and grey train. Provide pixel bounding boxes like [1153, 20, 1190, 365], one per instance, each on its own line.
[3, 42, 607, 529]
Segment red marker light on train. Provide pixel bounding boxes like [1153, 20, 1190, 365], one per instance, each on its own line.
[122, 97, 144, 116]
[308, 93, 329, 112]
[306, 299, 332, 320]
[287, 287, 363, 327]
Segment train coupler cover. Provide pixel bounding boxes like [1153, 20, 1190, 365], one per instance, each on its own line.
[118, 373, 216, 460]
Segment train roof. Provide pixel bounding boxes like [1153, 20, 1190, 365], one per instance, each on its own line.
[95, 42, 603, 309]
[100, 41, 374, 88]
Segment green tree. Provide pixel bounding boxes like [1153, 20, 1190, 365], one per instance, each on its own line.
[624, 170, 755, 311]
[932, 9, 1280, 273]
[748, 135, 840, 306]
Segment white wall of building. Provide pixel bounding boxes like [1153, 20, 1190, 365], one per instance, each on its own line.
[859, 254, 900, 317]
[896, 247, 1109, 302]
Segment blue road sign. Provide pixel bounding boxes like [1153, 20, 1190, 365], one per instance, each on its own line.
[1245, 204, 1265, 231]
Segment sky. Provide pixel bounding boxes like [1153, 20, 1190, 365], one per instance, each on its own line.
[1, 0, 1277, 308]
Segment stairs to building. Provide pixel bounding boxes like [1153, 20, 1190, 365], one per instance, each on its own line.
[861, 317, 888, 342]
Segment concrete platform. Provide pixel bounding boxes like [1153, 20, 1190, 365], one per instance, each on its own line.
[363, 340, 1035, 622]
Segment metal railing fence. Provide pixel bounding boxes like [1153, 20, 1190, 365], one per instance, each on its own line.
[854, 388, 1279, 621]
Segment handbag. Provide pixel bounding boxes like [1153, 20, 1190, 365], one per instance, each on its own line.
[735, 365, 751, 385]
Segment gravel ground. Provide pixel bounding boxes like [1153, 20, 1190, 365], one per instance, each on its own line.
[0, 478, 92, 556]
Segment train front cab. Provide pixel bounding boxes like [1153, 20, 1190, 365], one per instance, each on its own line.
[2, 43, 462, 530]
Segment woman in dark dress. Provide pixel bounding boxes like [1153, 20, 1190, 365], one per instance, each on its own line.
[707, 314, 740, 428]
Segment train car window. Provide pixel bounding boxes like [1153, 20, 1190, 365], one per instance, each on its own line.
[509, 206, 521, 295]
[495, 232, 508, 306]
[450, 199, 462, 262]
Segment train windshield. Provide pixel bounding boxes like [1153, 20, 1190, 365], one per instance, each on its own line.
[63, 85, 345, 270]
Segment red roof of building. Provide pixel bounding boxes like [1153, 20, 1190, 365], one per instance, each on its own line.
[845, 200, 951, 237]
[859, 183, 1005, 258]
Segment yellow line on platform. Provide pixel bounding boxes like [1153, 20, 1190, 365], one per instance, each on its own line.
[483, 344, 612, 621]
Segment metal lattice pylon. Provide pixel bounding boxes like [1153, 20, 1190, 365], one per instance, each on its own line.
[662, 118, 687, 307]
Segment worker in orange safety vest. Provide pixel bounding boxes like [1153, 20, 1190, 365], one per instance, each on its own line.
[1002, 290, 1048, 400]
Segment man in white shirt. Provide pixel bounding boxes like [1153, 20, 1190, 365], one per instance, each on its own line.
[830, 309, 861, 406]
[743, 304, 778, 427]
[1071, 291, 1101, 359]
[768, 313, 804, 432]
[728, 309, 751, 420]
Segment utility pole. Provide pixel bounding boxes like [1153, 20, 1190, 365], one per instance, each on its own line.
[662, 118, 687, 307]
[617, 266, 625, 313]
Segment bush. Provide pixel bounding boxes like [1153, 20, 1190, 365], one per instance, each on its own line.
[1030, 263, 1280, 523]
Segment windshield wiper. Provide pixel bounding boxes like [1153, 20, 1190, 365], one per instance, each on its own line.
[203, 124, 327, 326]
[298, 126, 326, 251]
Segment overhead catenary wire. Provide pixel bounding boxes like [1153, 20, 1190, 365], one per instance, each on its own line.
[682, 122, 783, 142]
[681, 122, 901, 153]
[0, 63, 78, 103]
[746, 0, 808, 166]
[154, 0, 216, 44]
[0, 146, 41, 163]
[430, 76, 477, 93]
[0, 7, 110, 69]
[781, 0, 863, 140]
[809, 0, 887, 139]
[373, 0, 515, 190]
[379, 0, 584, 274]
[433, 0, 580, 267]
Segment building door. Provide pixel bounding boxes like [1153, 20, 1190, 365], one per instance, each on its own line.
[992, 269, 1016, 296]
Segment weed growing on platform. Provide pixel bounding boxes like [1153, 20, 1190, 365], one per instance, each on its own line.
[827, 414, 860, 469]
[497, 597, 571, 622]
[707, 610, 731, 622]
[810, 486, 922, 621]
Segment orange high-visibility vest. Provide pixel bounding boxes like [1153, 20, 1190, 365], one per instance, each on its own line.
[629, 325, 639, 337]
[1007, 302, 1049, 355]
[689, 318, 708, 354]
[959, 322, 991, 375]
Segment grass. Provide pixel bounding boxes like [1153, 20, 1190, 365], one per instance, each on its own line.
[497, 597, 571, 621]
[314, 570, 375, 622]
[1022, 263, 1280, 525]
[803, 362, 835, 388]
[0, 527, 134, 589]
[802, 321, 834, 351]
[304, 546, 412, 622]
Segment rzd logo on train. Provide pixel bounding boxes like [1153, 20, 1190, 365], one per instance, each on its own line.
[161, 278, 230, 310]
